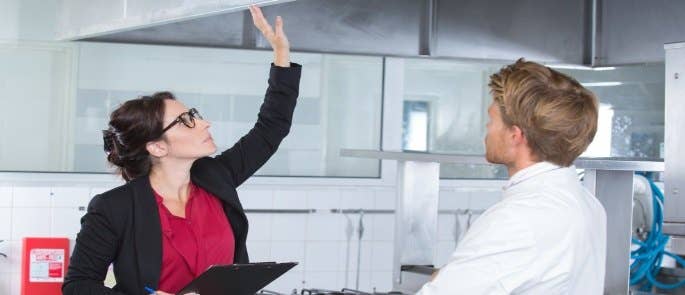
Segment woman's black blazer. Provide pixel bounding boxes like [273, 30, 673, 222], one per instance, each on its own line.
[62, 64, 302, 295]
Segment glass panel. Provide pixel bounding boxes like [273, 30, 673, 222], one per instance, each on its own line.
[401, 58, 664, 179]
[402, 101, 430, 151]
[0, 43, 73, 171]
[0, 42, 382, 177]
[556, 64, 665, 159]
[73, 43, 382, 177]
[401, 58, 507, 179]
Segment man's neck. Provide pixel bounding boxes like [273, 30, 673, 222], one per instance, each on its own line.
[507, 159, 539, 178]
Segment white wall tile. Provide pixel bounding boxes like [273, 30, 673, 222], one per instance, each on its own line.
[342, 241, 373, 272]
[360, 215, 373, 242]
[271, 215, 307, 241]
[0, 239, 10, 273]
[265, 270, 303, 294]
[370, 271, 394, 292]
[273, 190, 308, 209]
[338, 241, 354, 274]
[438, 214, 458, 241]
[304, 271, 339, 290]
[337, 271, 354, 290]
[339, 215, 356, 242]
[12, 187, 51, 208]
[9, 272, 20, 295]
[90, 186, 115, 197]
[307, 190, 340, 210]
[0, 208, 11, 241]
[340, 190, 375, 210]
[341, 271, 372, 292]
[469, 190, 501, 209]
[341, 214, 373, 242]
[8, 240, 22, 274]
[370, 242, 394, 271]
[51, 187, 91, 208]
[237, 189, 273, 209]
[51, 207, 85, 239]
[306, 214, 345, 241]
[0, 187, 12, 207]
[270, 241, 305, 269]
[370, 215, 393, 241]
[456, 214, 472, 241]
[439, 190, 470, 210]
[435, 241, 457, 267]
[0, 271, 9, 295]
[374, 190, 395, 210]
[245, 241, 271, 262]
[11, 208, 51, 240]
[245, 213, 272, 241]
[305, 242, 342, 272]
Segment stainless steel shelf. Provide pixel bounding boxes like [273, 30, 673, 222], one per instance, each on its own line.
[340, 149, 490, 165]
[340, 149, 664, 172]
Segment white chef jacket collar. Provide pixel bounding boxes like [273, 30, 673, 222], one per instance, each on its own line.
[503, 161, 564, 190]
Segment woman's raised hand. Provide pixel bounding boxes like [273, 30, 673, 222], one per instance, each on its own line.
[249, 5, 290, 67]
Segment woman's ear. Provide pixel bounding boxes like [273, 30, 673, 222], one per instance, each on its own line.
[146, 140, 168, 158]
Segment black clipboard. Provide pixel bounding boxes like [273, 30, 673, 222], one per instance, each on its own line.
[177, 262, 297, 295]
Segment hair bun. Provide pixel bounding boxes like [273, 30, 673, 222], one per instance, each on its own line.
[102, 129, 117, 153]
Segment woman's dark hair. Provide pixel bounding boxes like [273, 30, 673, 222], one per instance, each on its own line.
[102, 91, 176, 181]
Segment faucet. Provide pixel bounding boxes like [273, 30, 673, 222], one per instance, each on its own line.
[0, 240, 6, 258]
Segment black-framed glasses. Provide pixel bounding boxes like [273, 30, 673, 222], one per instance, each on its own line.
[161, 108, 203, 134]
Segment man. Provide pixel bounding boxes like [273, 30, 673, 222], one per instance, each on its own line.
[418, 59, 607, 294]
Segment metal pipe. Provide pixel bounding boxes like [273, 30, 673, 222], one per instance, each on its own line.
[355, 210, 365, 290]
[330, 208, 485, 215]
[418, 0, 437, 56]
[244, 209, 317, 214]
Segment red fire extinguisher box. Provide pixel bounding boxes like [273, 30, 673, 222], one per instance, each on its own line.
[21, 237, 70, 295]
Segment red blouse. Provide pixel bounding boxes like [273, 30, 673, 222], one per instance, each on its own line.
[153, 182, 235, 293]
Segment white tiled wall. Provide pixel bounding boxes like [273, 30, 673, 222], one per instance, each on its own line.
[0, 176, 503, 294]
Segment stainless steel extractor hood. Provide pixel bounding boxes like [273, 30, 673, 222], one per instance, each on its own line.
[60, 0, 590, 64]
[59, 0, 685, 67]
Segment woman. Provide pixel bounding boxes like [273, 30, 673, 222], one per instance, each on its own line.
[62, 6, 300, 295]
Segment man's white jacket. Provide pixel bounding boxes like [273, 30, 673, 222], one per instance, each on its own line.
[418, 162, 607, 295]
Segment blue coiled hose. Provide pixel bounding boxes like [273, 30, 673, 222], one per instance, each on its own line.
[630, 173, 685, 290]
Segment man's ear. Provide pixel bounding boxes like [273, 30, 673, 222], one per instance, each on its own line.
[146, 140, 168, 158]
[510, 125, 527, 146]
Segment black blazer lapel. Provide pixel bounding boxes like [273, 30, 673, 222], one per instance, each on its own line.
[130, 176, 162, 290]
[191, 158, 244, 212]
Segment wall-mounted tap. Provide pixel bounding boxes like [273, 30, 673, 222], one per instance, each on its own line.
[0, 240, 6, 258]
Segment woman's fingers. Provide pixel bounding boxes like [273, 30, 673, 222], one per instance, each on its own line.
[275, 15, 284, 37]
[248, 4, 289, 60]
[249, 5, 274, 37]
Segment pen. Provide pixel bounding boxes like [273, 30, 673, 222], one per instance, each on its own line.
[144, 286, 156, 294]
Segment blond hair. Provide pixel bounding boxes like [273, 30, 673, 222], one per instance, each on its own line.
[488, 58, 599, 166]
